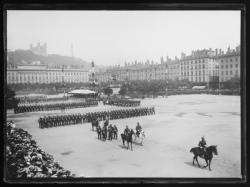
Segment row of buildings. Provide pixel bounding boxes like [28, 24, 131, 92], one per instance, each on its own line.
[6, 45, 240, 85]
[7, 65, 89, 84]
[95, 45, 241, 84]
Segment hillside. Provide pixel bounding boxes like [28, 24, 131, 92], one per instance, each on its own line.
[7, 50, 92, 69]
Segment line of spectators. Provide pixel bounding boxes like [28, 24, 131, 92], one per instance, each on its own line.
[6, 121, 75, 178]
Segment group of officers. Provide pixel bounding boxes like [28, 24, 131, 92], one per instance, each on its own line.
[94, 117, 143, 142]
[95, 119, 119, 141]
[38, 106, 155, 128]
[14, 101, 98, 114]
[103, 98, 141, 107]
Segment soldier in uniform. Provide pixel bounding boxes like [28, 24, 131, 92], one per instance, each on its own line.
[113, 125, 118, 139]
[135, 122, 142, 137]
[124, 125, 130, 136]
[198, 136, 207, 154]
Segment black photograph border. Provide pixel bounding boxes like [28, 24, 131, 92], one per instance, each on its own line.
[2, 1, 247, 184]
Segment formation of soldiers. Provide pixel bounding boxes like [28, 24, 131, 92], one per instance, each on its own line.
[16, 96, 70, 104]
[15, 95, 47, 104]
[14, 101, 98, 114]
[103, 98, 141, 107]
[38, 106, 155, 128]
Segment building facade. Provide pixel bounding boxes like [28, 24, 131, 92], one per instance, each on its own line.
[95, 45, 240, 84]
[215, 46, 240, 82]
[7, 65, 89, 84]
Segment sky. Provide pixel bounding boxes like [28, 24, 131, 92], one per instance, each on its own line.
[7, 10, 241, 66]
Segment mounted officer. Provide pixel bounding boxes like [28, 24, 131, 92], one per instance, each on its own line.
[198, 136, 207, 154]
[135, 122, 142, 137]
[124, 125, 130, 136]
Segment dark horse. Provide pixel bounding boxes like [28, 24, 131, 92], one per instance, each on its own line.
[91, 119, 99, 131]
[101, 126, 107, 141]
[96, 125, 102, 140]
[108, 128, 113, 141]
[190, 145, 218, 171]
[121, 130, 135, 151]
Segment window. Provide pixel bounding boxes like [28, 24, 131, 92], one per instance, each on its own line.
[235, 64, 238, 68]
[230, 59, 233, 62]
[235, 58, 238, 62]
[235, 70, 238, 76]
[226, 71, 228, 75]
[226, 65, 228, 68]
[230, 64, 233, 68]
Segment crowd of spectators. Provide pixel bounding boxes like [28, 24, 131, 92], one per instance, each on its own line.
[6, 121, 75, 178]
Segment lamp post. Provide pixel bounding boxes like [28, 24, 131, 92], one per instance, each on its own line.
[62, 65, 65, 112]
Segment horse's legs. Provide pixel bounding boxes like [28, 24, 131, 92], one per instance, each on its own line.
[193, 156, 196, 165]
[195, 156, 200, 167]
[208, 159, 211, 171]
[204, 159, 208, 168]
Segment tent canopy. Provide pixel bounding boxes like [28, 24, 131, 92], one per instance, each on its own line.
[68, 89, 96, 95]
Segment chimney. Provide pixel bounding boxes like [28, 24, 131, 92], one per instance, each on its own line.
[181, 52, 186, 59]
[236, 46, 240, 52]
[215, 48, 218, 55]
[219, 49, 222, 55]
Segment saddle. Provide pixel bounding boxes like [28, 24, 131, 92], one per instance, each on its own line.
[199, 147, 206, 158]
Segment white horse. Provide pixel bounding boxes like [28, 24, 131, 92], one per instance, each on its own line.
[133, 130, 146, 146]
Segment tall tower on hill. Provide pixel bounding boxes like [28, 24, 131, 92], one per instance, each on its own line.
[71, 44, 74, 58]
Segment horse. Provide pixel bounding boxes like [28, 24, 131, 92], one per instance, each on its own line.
[96, 125, 102, 140]
[108, 127, 113, 141]
[101, 127, 107, 141]
[133, 130, 146, 145]
[121, 130, 135, 151]
[190, 145, 218, 171]
[113, 128, 118, 140]
[91, 119, 99, 131]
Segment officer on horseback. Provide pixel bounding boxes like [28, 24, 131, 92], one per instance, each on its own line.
[124, 125, 130, 136]
[135, 122, 142, 137]
[198, 136, 207, 154]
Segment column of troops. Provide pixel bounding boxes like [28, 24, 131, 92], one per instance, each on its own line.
[103, 98, 141, 107]
[38, 106, 155, 128]
[15, 95, 47, 104]
[14, 101, 98, 114]
[16, 96, 71, 104]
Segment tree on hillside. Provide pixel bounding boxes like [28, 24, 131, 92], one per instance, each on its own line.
[103, 87, 113, 96]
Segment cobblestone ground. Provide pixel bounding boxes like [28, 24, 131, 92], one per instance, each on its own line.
[7, 94, 241, 178]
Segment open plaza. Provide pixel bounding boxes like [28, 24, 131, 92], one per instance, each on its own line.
[7, 94, 241, 178]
